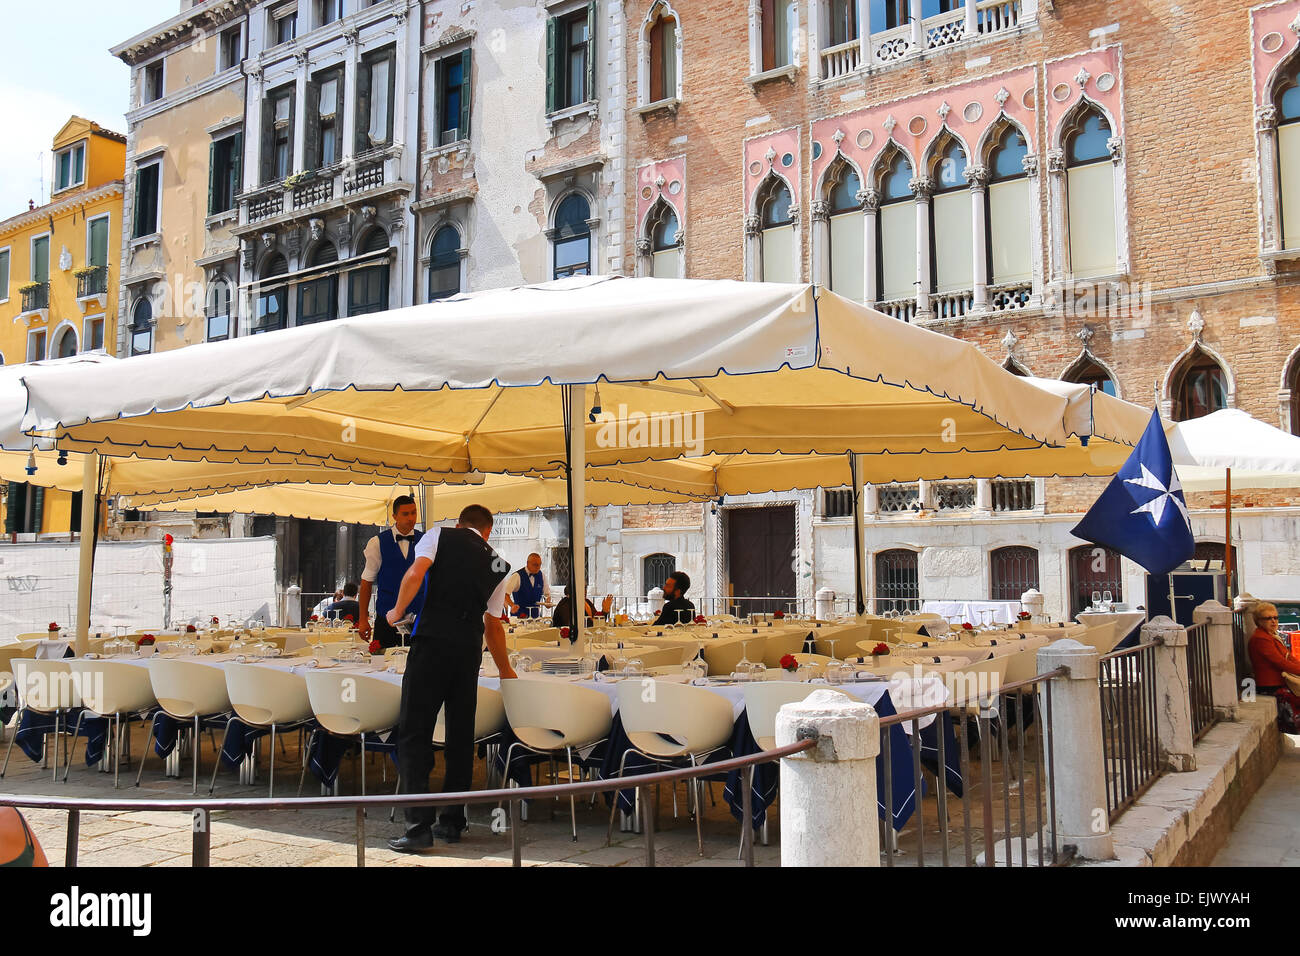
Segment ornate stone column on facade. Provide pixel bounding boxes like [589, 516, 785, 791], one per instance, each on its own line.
[743, 214, 761, 281]
[856, 0, 872, 70]
[911, 176, 935, 320]
[965, 164, 990, 312]
[909, 0, 924, 53]
[293, 49, 310, 175]
[1022, 152, 1044, 305]
[811, 199, 831, 288]
[1108, 135, 1130, 275]
[341, 27, 361, 162]
[859, 187, 880, 305]
[1046, 148, 1068, 285]
[1257, 105, 1281, 258]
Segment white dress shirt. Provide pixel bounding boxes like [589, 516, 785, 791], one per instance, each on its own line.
[412, 527, 510, 618]
[361, 528, 415, 583]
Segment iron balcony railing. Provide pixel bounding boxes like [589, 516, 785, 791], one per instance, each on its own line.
[1099, 640, 1162, 821]
[21, 281, 49, 312]
[77, 266, 107, 298]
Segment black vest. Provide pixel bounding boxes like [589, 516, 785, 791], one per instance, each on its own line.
[413, 527, 510, 644]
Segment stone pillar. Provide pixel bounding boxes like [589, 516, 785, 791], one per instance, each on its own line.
[857, 0, 871, 69]
[965, 164, 989, 311]
[858, 187, 879, 305]
[911, 177, 934, 320]
[743, 214, 761, 281]
[908, 0, 924, 53]
[1144, 615, 1196, 772]
[1194, 599, 1239, 720]
[342, 28, 361, 163]
[777, 689, 880, 866]
[1036, 639, 1115, 860]
[1257, 107, 1281, 256]
[284, 584, 302, 627]
[293, 49, 310, 174]
[964, 0, 979, 36]
[1022, 153, 1044, 304]
[1046, 149, 1068, 285]
[811, 199, 831, 288]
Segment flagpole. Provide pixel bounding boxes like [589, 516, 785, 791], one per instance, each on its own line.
[1224, 466, 1233, 600]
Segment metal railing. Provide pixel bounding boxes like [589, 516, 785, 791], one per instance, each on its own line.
[1, 739, 815, 869]
[878, 668, 1065, 867]
[1099, 640, 1161, 821]
[991, 479, 1035, 513]
[77, 266, 107, 298]
[1186, 621, 1217, 742]
[20, 282, 49, 312]
[933, 481, 976, 512]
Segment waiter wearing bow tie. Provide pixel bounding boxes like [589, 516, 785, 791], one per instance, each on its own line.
[357, 495, 426, 649]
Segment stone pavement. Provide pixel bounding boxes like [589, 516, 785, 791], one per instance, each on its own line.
[1211, 736, 1300, 867]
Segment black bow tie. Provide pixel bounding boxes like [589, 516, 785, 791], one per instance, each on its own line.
[395, 534, 415, 543]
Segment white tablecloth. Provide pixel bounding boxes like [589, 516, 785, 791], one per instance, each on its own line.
[921, 601, 1019, 626]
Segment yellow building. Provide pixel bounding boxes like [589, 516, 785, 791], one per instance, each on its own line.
[0, 116, 124, 537]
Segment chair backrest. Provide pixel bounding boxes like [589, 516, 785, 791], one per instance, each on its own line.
[224, 664, 313, 727]
[624, 645, 687, 669]
[1075, 621, 1121, 655]
[944, 655, 1011, 710]
[762, 631, 810, 666]
[1001, 646, 1042, 686]
[305, 671, 401, 737]
[615, 680, 734, 757]
[701, 635, 767, 677]
[10, 659, 76, 712]
[743, 682, 848, 751]
[0, 644, 36, 674]
[147, 659, 232, 719]
[500, 679, 612, 751]
[435, 686, 506, 744]
[66, 661, 157, 716]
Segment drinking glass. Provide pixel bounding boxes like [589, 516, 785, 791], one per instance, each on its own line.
[1091, 590, 1102, 612]
[1102, 591, 1113, 612]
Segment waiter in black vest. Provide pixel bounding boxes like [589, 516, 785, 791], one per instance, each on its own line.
[384, 504, 516, 852]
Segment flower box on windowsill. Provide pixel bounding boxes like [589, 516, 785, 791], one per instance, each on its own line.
[745, 64, 799, 89]
[130, 232, 162, 250]
[635, 97, 680, 119]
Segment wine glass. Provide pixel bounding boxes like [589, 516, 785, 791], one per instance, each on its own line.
[1102, 590, 1113, 612]
[1091, 590, 1102, 612]
[733, 638, 756, 681]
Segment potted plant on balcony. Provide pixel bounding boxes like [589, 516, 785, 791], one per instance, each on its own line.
[282, 170, 315, 191]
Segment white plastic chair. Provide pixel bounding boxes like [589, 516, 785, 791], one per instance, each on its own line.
[610, 680, 735, 854]
[2, 659, 78, 781]
[64, 661, 157, 788]
[500, 679, 612, 841]
[304, 670, 401, 796]
[137, 659, 233, 793]
[743, 682, 849, 752]
[212, 664, 314, 796]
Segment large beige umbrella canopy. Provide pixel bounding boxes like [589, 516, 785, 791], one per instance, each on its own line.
[19, 278, 1109, 471]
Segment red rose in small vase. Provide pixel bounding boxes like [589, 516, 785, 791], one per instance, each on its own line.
[48, 622, 59, 633]
[693, 615, 707, 625]
[137, 634, 155, 647]
[961, 622, 974, 631]
[309, 615, 319, 622]
[871, 642, 890, 656]
[1016, 611, 1031, 621]
[211, 616, 220, 625]
[185, 625, 197, 633]
[779, 653, 799, 672]
[368, 639, 382, 655]
[560, 626, 571, 641]
[774, 610, 785, 619]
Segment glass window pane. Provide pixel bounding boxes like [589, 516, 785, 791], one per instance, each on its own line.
[1281, 81, 1300, 122]
[370, 60, 390, 140]
[879, 200, 916, 301]
[991, 127, 1028, 180]
[828, 166, 862, 213]
[932, 189, 973, 292]
[652, 207, 679, 250]
[429, 263, 459, 300]
[74, 145, 84, 184]
[882, 155, 913, 201]
[936, 141, 967, 190]
[760, 223, 794, 283]
[760, 180, 792, 226]
[275, 94, 291, 122]
[555, 195, 590, 236]
[554, 235, 590, 271]
[1067, 162, 1117, 278]
[774, 0, 795, 67]
[1067, 111, 1112, 165]
[319, 78, 337, 115]
[349, 264, 389, 315]
[89, 319, 104, 351]
[989, 179, 1032, 285]
[829, 211, 864, 301]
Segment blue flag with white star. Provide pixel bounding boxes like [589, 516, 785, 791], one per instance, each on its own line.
[1071, 409, 1195, 576]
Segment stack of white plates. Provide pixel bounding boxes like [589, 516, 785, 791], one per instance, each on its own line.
[540, 658, 584, 675]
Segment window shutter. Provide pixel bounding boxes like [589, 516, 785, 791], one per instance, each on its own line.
[585, 2, 597, 103]
[385, 51, 396, 143]
[761, 0, 776, 71]
[208, 140, 217, 216]
[260, 95, 276, 183]
[32, 486, 45, 535]
[304, 80, 321, 172]
[434, 58, 445, 141]
[231, 131, 243, 205]
[134, 171, 147, 236]
[459, 47, 472, 140]
[545, 15, 557, 113]
[4, 483, 20, 535]
[649, 18, 663, 103]
[356, 62, 372, 154]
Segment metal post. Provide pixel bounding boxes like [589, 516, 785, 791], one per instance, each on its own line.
[192, 808, 210, 867]
[640, 785, 655, 867]
[66, 809, 79, 867]
[74, 452, 98, 658]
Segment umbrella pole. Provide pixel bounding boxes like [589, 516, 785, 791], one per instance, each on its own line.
[1224, 467, 1233, 600]
[852, 454, 866, 617]
[74, 453, 99, 657]
[564, 386, 588, 655]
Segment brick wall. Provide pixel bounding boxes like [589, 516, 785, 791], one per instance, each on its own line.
[622, 501, 704, 528]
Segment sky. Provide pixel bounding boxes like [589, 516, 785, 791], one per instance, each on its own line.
[0, 0, 179, 215]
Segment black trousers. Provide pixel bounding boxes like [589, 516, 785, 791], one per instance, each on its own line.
[373, 615, 401, 650]
[396, 634, 481, 829]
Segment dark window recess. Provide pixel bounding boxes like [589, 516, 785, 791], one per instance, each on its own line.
[4, 483, 45, 535]
[428, 225, 461, 301]
[262, 87, 295, 183]
[130, 299, 153, 356]
[134, 163, 160, 237]
[874, 549, 920, 614]
[435, 49, 472, 145]
[820, 487, 854, 518]
[1068, 545, 1124, 619]
[552, 194, 591, 279]
[348, 228, 390, 316]
[208, 132, 242, 215]
[546, 3, 595, 112]
[990, 546, 1040, 601]
[256, 253, 288, 333]
[297, 243, 338, 325]
[643, 553, 677, 595]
